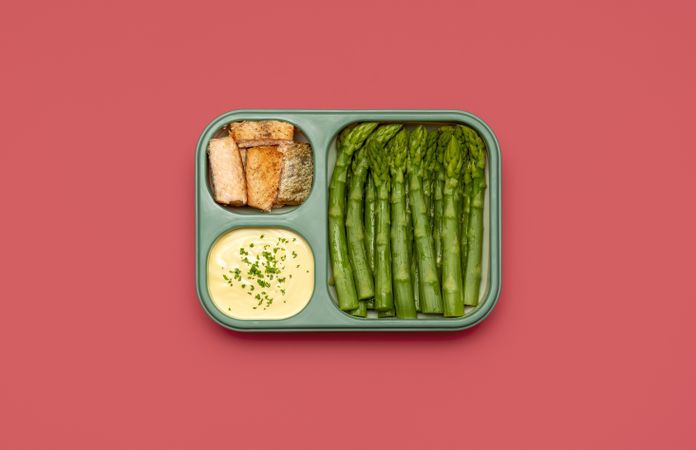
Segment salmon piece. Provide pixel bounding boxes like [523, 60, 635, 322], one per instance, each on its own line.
[229, 120, 294, 148]
[274, 143, 313, 206]
[245, 146, 283, 212]
[207, 137, 246, 206]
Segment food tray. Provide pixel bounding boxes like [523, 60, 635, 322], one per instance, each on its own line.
[195, 110, 501, 331]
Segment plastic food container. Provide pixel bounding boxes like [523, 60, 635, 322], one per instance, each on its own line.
[195, 110, 501, 331]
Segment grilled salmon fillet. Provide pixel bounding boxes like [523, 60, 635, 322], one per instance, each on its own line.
[275, 143, 313, 206]
[229, 120, 294, 148]
[239, 148, 247, 168]
[207, 137, 246, 206]
[245, 146, 284, 212]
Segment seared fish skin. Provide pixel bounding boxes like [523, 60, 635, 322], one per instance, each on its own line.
[275, 142, 313, 206]
[245, 146, 283, 212]
[229, 120, 294, 148]
[208, 137, 246, 206]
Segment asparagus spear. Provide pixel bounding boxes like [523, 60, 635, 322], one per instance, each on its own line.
[387, 129, 417, 318]
[364, 173, 377, 311]
[453, 126, 471, 302]
[423, 129, 439, 226]
[329, 122, 378, 311]
[415, 130, 438, 313]
[407, 126, 444, 314]
[462, 126, 487, 307]
[346, 147, 374, 300]
[385, 129, 417, 319]
[405, 177, 420, 312]
[442, 135, 465, 317]
[351, 301, 368, 317]
[364, 174, 377, 274]
[460, 160, 473, 286]
[365, 124, 403, 311]
[412, 259, 421, 312]
[433, 127, 453, 280]
[378, 308, 396, 318]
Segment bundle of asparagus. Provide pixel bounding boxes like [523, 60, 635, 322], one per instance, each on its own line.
[328, 123, 486, 318]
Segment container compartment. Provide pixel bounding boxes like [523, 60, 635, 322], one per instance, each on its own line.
[206, 226, 316, 321]
[204, 120, 316, 216]
[326, 121, 492, 320]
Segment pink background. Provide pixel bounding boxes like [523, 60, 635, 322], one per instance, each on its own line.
[2, 0, 695, 448]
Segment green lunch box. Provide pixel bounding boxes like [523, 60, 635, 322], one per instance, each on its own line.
[195, 110, 501, 331]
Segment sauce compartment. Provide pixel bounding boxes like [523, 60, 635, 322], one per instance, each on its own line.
[206, 226, 315, 321]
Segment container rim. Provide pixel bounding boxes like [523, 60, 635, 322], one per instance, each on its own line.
[195, 109, 502, 332]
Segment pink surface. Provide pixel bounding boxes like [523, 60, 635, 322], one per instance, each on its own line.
[2, 0, 695, 448]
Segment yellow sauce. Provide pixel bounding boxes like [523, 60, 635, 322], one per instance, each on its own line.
[207, 228, 314, 320]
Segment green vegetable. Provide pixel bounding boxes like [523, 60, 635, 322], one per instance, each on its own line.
[364, 174, 377, 274]
[461, 162, 472, 278]
[423, 130, 439, 228]
[366, 123, 403, 311]
[407, 126, 444, 314]
[463, 126, 487, 307]
[363, 174, 377, 307]
[405, 177, 419, 312]
[346, 147, 374, 300]
[377, 308, 395, 318]
[351, 301, 368, 317]
[329, 122, 378, 311]
[441, 135, 465, 317]
[453, 126, 472, 284]
[459, 159, 472, 292]
[386, 129, 417, 318]
[412, 260, 420, 312]
[433, 127, 453, 280]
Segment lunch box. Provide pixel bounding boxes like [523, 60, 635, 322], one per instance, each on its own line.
[195, 110, 501, 331]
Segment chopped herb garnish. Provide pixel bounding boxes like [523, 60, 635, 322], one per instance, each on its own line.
[221, 233, 309, 309]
